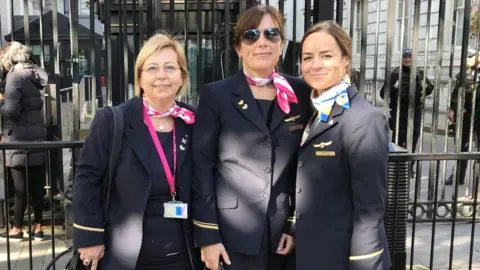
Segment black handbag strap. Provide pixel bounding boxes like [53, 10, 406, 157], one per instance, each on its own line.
[103, 106, 124, 225]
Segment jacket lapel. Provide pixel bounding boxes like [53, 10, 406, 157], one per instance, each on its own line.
[123, 98, 157, 178]
[303, 85, 359, 145]
[269, 101, 286, 131]
[231, 72, 270, 135]
[174, 117, 190, 173]
[269, 76, 300, 131]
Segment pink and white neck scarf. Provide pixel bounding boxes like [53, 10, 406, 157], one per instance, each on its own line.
[244, 71, 298, 114]
[143, 97, 195, 124]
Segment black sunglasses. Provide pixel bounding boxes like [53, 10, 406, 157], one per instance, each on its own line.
[241, 27, 282, 45]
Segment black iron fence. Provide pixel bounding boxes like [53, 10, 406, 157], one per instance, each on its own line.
[0, 141, 83, 270]
[0, 142, 477, 269]
[388, 152, 480, 270]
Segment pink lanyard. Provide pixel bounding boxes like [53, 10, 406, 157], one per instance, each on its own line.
[143, 108, 177, 200]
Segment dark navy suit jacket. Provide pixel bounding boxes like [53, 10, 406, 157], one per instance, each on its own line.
[192, 71, 311, 256]
[295, 85, 391, 270]
[73, 97, 199, 270]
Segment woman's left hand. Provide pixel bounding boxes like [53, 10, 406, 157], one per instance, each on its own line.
[276, 233, 295, 255]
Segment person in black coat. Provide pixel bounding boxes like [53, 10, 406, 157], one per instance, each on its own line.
[295, 21, 391, 270]
[0, 41, 47, 242]
[73, 33, 200, 270]
[446, 54, 480, 185]
[192, 5, 311, 270]
[380, 49, 434, 157]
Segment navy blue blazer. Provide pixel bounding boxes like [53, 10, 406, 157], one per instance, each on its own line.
[295, 85, 391, 270]
[73, 97, 199, 270]
[192, 71, 311, 256]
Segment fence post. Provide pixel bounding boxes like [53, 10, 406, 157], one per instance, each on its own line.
[386, 143, 409, 270]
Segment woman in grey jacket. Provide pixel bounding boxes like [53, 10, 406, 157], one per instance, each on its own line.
[0, 42, 47, 242]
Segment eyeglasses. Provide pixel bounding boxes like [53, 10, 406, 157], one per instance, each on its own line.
[142, 64, 180, 75]
[241, 27, 282, 45]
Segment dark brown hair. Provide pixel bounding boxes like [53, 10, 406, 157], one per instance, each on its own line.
[300, 20, 352, 75]
[234, 5, 285, 49]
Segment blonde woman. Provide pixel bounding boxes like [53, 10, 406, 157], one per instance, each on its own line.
[73, 33, 199, 270]
[0, 41, 47, 242]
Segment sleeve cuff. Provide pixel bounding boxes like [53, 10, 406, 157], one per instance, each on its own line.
[193, 219, 222, 247]
[349, 248, 384, 261]
[282, 216, 296, 237]
[73, 223, 105, 248]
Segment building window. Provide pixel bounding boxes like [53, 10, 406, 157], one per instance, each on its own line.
[79, 0, 90, 15]
[354, 0, 362, 55]
[31, 44, 51, 65]
[396, 0, 409, 52]
[455, 0, 465, 47]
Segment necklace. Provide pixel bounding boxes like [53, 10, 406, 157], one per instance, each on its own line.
[155, 118, 169, 131]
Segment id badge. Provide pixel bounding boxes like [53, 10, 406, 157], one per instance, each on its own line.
[164, 202, 188, 219]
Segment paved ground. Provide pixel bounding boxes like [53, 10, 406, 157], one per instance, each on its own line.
[407, 222, 480, 269]
[0, 227, 71, 270]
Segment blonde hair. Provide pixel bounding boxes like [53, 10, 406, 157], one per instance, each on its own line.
[1, 41, 37, 70]
[134, 33, 189, 97]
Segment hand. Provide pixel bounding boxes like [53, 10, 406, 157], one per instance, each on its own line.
[0, 93, 4, 100]
[276, 233, 295, 255]
[448, 108, 455, 122]
[201, 243, 231, 270]
[393, 80, 399, 89]
[78, 245, 105, 270]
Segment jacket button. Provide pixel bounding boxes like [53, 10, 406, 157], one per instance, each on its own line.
[179, 185, 184, 190]
[296, 186, 301, 193]
[264, 141, 271, 148]
[298, 161, 304, 167]
[264, 166, 272, 173]
[262, 192, 270, 198]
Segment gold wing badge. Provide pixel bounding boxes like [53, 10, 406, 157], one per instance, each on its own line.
[313, 141, 332, 149]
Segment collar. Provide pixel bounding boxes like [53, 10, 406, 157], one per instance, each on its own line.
[311, 75, 351, 122]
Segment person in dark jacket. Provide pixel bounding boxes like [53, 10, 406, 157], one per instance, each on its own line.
[446, 54, 480, 185]
[295, 21, 390, 270]
[0, 41, 47, 242]
[380, 49, 434, 159]
[192, 5, 311, 270]
[73, 33, 200, 270]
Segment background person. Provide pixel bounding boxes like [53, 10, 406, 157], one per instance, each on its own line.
[0, 41, 47, 242]
[380, 49, 434, 174]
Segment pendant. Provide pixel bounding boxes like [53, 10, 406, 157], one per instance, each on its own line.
[159, 125, 165, 131]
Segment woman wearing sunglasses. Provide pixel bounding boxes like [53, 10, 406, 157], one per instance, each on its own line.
[192, 5, 311, 270]
[294, 21, 391, 270]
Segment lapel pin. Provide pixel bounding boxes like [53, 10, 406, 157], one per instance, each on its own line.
[284, 114, 301, 122]
[238, 100, 244, 105]
[314, 141, 332, 149]
[179, 145, 186, 151]
[182, 138, 187, 144]
[242, 104, 248, 110]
